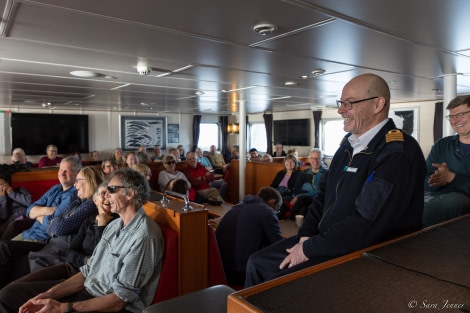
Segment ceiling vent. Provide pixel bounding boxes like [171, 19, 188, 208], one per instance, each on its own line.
[253, 23, 277, 35]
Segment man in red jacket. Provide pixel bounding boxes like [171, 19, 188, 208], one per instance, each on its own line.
[184, 152, 225, 205]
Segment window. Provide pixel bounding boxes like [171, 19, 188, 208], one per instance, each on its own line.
[321, 119, 346, 157]
[198, 123, 219, 150]
[250, 123, 267, 152]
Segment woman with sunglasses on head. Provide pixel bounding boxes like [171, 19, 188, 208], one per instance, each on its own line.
[157, 154, 191, 192]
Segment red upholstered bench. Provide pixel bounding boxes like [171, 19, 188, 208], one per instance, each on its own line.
[11, 179, 59, 202]
[152, 223, 227, 304]
[153, 223, 179, 303]
[11, 169, 60, 202]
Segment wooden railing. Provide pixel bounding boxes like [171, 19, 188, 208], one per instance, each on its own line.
[229, 159, 309, 204]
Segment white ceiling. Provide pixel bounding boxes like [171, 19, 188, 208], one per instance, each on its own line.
[1, 0, 470, 114]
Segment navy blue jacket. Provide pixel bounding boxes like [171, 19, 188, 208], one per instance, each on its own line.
[216, 195, 282, 272]
[298, 119, 426, 259]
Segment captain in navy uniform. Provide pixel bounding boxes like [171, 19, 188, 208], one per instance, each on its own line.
[245, 73, 426, 287]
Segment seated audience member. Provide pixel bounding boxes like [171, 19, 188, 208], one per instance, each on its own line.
[0, 175, 32, 239]
[249, 148, 262, 161]
[168, 147, 180, 163]
[101, 158, 118, 179]
[207, 145, 229, 174]
[137, 145, 146, 153]
[133, 164, 161, 220]
[0, 166, 104, 285]
[136, 151, 151, 164]
[177, 145, 186, 161]
[38, 144, 63, 168]
[216, 187, 283, 286]
[185, 152, 225, 205]
[0, 156, 81, 286]
[165, 178, 189, 196]
[0, 168, 164, 313]
[89, 151, 100, 164]
[124, 151, 138, 168]
[422, 95, 470, 227]
[287, 148, 303, 166]
[70, 152, 81, 161]
[26, 183, 117, 275]
[196, 147, 214, 171]
[157, 154, 191, 192]
[289, 148, 328, 219]
[152, 145, 163, 161]
[132, 163, 162, 202]
[11, 148, 33, 168]
[230, 144, 240, 161]
[262, 154, 273, 162]
[272, 143, 287, 157]
[244, 73, 426, 287]
[270, 154, 301, 219]
[113, 148, 126, 168]
[5, 182, 119, 282]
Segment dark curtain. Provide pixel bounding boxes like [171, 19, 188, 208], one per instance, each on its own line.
[246, 115, 249, 149]
[263, 113, 273, 155]
[312, 111, 322, 148]
[433, 101, 443, 143]
[219, 116, 229, 155]
[192, 115, 202, 152]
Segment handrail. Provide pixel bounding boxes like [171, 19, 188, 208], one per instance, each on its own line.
[161, 190, 192, 211]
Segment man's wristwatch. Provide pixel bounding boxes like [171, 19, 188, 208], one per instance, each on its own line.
[65, 302, 73, 313]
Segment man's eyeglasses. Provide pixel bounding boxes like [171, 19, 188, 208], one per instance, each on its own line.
[445, 111, 470, 121]
[107, 185, 127, 194]
[166, 160, 176, 165]
[336, 96, 379, 110]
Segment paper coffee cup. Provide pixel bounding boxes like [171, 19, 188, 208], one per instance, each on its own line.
[295, 215, 304, 227]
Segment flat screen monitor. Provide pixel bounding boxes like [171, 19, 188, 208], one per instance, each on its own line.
[11, 113, 89, 155]
[273, 119, 310, 146]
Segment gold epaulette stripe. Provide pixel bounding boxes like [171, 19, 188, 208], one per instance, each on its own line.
[385, 129, 404, 143]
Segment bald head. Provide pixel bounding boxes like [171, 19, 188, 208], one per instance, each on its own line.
[349, 73, 390, 105]
[344, 74, 390, 117]
[339, 74, 391, 136]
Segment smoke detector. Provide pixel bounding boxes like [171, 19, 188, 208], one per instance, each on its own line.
[136, 58, 151, 75]
[253, 23, 277, 35]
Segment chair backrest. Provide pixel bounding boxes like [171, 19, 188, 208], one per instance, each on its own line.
[152, 223, 179, 303]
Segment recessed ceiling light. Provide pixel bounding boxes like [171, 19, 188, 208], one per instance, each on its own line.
[311, 69, 325, 76]
[284, 81, 298, 86]
[70, 71, 102, 78]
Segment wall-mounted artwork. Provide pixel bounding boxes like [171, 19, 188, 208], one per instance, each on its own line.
[120, 116, 167, 150]
[168, 124, 179, 143]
